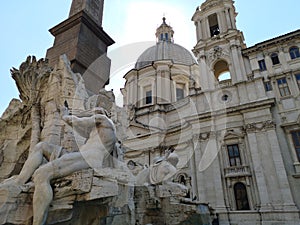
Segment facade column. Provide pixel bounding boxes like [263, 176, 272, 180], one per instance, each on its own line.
[217, 12, 225, 34]
[264, 54, 274, 74]
[157, 71, 163, 103]
[196, 138, 207, 203]
[237, 45, 247, 80]
[246, 132, 271, 210]
[229, 8, 236, 29]
[230, 44, 242, 83]
[221, 10, 228, 31]
[266, 129, 298, 210]
[198, 21, 203, 40]
[225, 8, 232, 29]
[198, 54, 213, 90]
[278, 48, 288, 71]
[195, 21, 200, 41]
[203, 18, 210, 39]
[133, 76, 138, 105]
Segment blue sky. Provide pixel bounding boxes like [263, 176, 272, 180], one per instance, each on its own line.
[1, 0, 300, 114]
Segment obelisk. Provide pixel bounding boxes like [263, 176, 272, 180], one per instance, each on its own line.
[46, 0, 114, 93]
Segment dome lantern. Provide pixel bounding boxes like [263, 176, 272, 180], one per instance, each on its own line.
[155, 17, 174, 43]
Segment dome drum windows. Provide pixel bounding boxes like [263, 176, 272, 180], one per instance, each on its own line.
[145, 90, 152, 105]
[143, 85, 153, 105]
[172, 75, 189, 102]
[176, 83, 185, 101]
[138, 78, 155, 107]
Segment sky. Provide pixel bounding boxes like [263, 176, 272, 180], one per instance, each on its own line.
[0, 0, 300, 114]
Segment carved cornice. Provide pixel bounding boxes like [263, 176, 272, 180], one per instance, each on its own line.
[200, 0, 226, 12]
[244, 120, 276, 133]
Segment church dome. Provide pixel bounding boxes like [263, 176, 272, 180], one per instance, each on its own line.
[135, 42, 197, 69]
[135, 17, 197, 70]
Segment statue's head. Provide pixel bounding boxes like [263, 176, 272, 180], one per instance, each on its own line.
[93, 107, 109, 117]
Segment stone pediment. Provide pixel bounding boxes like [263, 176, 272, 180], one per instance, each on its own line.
[223, 130, 244, 140]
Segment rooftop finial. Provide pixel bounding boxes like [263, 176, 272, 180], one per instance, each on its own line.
[162, 16, 166, 24]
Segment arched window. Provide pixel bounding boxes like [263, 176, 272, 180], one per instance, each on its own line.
[234, 182, 250, 210]
[214, 60, 231, 81]
[289, 46, 300, 59]
[270, 53, 280, 65]
[208, 13, 220, 37]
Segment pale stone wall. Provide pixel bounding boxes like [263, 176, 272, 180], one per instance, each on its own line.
[123, 0, 300, 224]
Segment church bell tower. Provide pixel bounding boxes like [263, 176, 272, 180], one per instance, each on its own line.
[192, 0, 248, 90]
[46, 0, 114, 93]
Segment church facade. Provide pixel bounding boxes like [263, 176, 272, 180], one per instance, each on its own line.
[121, 0, 300, 224]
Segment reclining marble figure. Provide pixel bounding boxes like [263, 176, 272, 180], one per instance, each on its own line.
[0, 107, 117, 225]
[135, 148, 188, 200]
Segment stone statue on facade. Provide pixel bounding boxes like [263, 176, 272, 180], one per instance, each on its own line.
[0, 107, 118, 225]
[135, 148, 188, 202]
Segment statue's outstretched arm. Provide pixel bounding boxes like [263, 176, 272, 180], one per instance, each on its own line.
[62, 115, 95, 138]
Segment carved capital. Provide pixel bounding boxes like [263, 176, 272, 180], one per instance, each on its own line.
[230, 44, 240, 50]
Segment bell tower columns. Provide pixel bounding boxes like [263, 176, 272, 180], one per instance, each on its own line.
[192, 0, 248, 89]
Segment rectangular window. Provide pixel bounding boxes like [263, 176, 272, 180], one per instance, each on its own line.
[290, 47, 300, 59]
[176, 88, 184, 101]
[258, 59, 267, 71]
[277, 77, 291, 97]
[291, 130, 300, 161]
[176, 83, 185, 101]
[264, 81, 272, 92]
[271, 53, 280, 65]
[145, 90, 152, 104]
[227, 144, 241, 167]
[295, 73, 300, 89]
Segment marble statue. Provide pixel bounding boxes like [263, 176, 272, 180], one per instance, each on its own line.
[135, 148, 188, 201]
[135, 148, 179, 186]
[0, 107, 117, 225]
